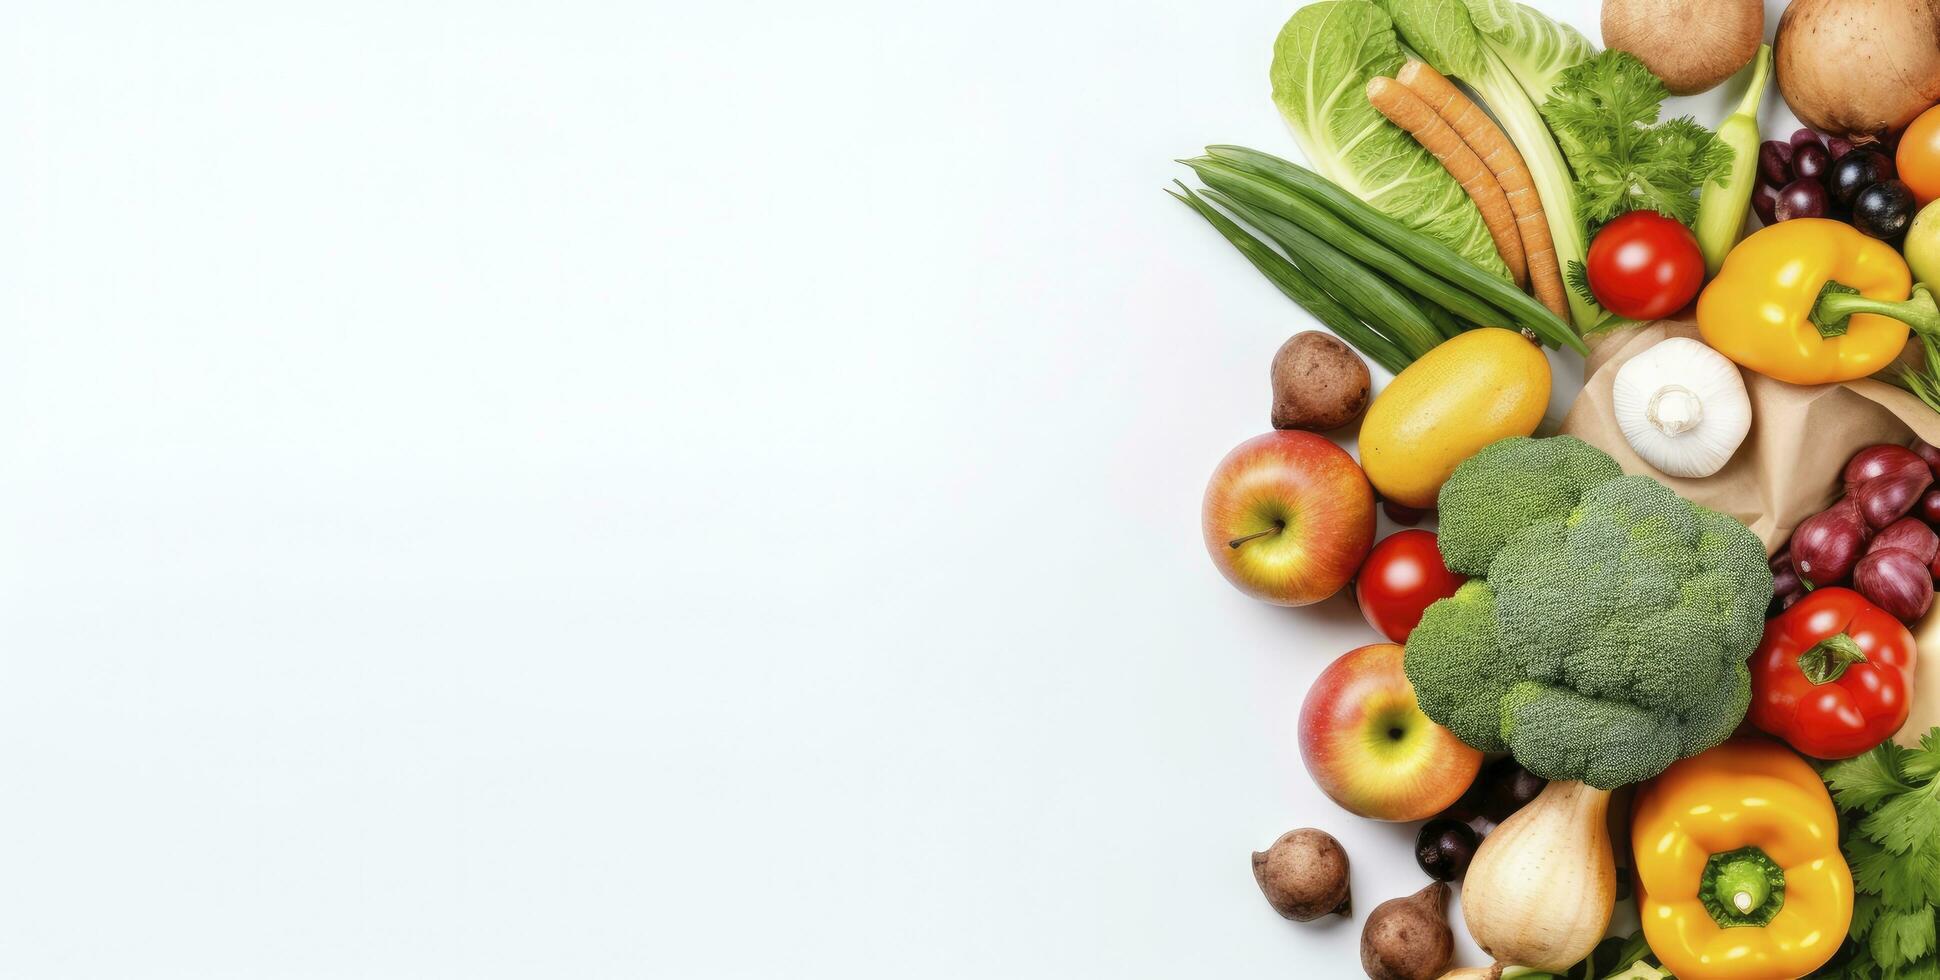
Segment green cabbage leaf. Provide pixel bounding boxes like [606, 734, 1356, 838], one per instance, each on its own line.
[1269, 1, 1510, 281]
[1462, 0, 1595, 106]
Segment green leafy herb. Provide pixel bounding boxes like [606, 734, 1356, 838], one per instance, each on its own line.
[1815, 727, 1940, 979]
[1541, 50, 1732, 225]
[1560, 260, 1635, 335]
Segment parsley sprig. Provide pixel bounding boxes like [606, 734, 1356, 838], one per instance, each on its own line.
[1541, 51, 1732, 227]
[1816, 727, 1940, 978]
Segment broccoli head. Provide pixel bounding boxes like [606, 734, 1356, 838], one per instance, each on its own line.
[1405, 436, 1772, 789]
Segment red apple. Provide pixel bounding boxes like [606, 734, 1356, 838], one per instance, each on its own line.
[1299, 643, 1481, 821]
[1202, 430, 1374, 606]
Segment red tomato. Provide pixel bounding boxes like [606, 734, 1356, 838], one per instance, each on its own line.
[1748, 587, 1916, 760]
[1584, 211, 1705, 321]
[1898, 105, 1940, 206]
[1355, 530, 1466, 643]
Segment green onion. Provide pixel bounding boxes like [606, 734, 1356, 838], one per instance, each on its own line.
[1180, 157, 1516, 339]
[1167, 183, 1411, 373]
[1201, 145, 1590, 355]
[1203, 190, 1443, 360]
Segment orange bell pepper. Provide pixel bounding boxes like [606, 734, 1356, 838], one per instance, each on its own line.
[1631, 739, 1852, 980]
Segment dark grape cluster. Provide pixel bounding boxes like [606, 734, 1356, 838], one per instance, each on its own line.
[1755, 128, 1915, 242]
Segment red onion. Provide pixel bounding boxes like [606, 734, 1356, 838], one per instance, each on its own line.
[1854, 467, 1933, 528]
[1845, 445, 1927, 487]
[1869, 517, 1940, 564]
[1855, 548, 1936, 622]
[1792, 497, 1871, 587]
[1921, 489, 1940, 525]
[1772, 561, 1804, 599]
[1913, 438, 1940, 477]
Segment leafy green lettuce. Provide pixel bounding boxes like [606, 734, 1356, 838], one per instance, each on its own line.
[1269, 1, 1510, 281]
[1461, 0, 1595, 106]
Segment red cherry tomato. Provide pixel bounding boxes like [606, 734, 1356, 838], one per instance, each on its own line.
[1355, 530, 1466, 643]
[1584, 211, 1705, 321]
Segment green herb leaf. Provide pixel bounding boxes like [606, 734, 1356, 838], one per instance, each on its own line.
[1827, 742, 1915, 812]
[1564, 260, 1596, 308]
[1891, 955, 1940, 979]
[1542, 50, 1730, 224]
[1906, 728, 1940, 783]
[1850, 835, 1896, 901]
[1855, 890, 1884, 940]
[1860, 788, 1940, 857]
[1822, 731, 1940, 980]
[1870, 906, 1938, 969]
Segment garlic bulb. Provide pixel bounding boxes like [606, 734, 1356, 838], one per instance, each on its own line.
[1610, 338, 1751, 479]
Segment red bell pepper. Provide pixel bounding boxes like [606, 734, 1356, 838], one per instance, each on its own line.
[1748, 587, 1917, 759]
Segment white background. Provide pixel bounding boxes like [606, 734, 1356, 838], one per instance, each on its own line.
[0, 1, 1799, 976]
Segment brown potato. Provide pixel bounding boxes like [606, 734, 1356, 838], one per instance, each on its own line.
[1272, 332, 1370, 431]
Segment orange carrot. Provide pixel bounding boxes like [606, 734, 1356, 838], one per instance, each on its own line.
[1396, 60, 1568, 320]
[1366, 75, 1526, 289]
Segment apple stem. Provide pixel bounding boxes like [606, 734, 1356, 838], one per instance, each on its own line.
[1228, 523, 1284, 549]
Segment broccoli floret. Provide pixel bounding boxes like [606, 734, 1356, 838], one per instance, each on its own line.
[1404, 437, 1773, 789]
[1404, 580, 1511, 753]
[1436, 435, 1623, 575]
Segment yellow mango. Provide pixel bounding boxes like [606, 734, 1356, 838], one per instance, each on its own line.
[1359, 328, 1551, 509]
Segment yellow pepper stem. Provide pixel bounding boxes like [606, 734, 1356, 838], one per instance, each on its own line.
[1816, 283, 1940, 340]
[1700, 846, 1786, 929]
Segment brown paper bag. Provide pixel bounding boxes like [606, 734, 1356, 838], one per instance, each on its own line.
[1560, 321, 1940, 553]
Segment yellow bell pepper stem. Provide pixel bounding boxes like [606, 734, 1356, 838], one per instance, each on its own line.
[1816, 283, 1940, 340]
[1702, 846, 1785, 926]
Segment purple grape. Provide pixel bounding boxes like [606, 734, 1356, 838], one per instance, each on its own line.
[1792, 127, 1827, 150]
[1753, 182, 1782, 225]
[1830, 136, 1855, 160]
[1759, 141, 1795, 184]
[1829, 150, 1891, 208]
[1854, 179, 1916, 240]
[1795, 142, 1832, 182]
[1775, 178, 1829, 221]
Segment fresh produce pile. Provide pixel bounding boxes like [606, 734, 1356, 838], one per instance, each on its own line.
[1180, 2, 1940, 978]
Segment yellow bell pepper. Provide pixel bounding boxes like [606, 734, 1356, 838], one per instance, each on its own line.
[1696, 218, 1931, 385]
[1631, 739, 1852, 980]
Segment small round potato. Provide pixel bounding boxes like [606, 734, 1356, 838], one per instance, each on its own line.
[1272, 331, 1370, 431]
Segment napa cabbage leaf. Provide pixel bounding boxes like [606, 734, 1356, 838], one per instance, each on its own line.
[1462, 0, 1595, 106]
[1269, 0, 1510, 281]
